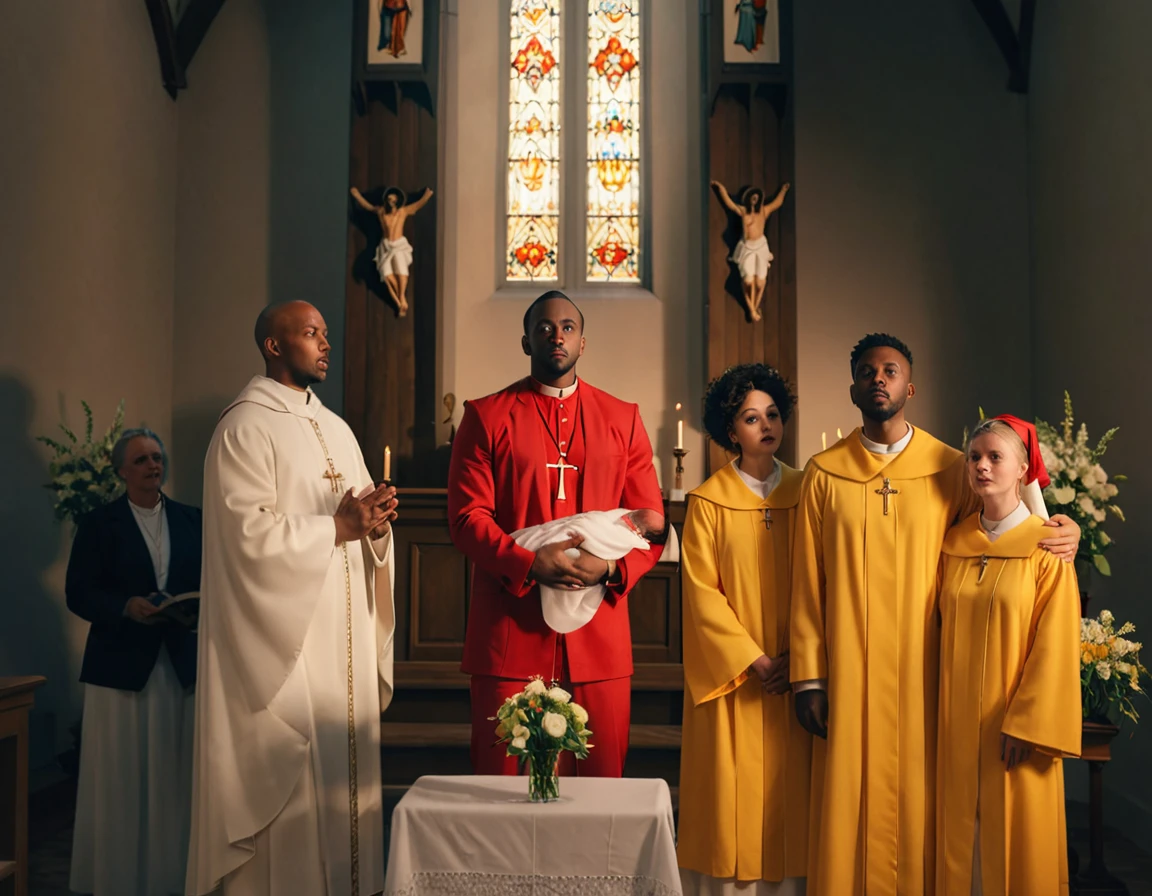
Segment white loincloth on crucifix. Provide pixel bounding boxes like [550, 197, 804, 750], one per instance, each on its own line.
[512, 508, 663, 633]
[187, 375, 396, 896]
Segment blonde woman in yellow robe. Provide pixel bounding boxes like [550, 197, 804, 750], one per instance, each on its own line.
[679, 363, 812, 896]
[937, 416, 1082, 895]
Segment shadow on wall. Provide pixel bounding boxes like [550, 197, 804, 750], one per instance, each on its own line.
[171, 395, 235, 506]
[0, 373, 76, 765]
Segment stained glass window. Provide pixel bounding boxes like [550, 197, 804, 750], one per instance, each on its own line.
[507, 0, 562, 281]
[585, 1, 641, 282]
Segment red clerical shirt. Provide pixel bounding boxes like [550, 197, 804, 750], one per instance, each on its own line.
[447, 376, 664, 683]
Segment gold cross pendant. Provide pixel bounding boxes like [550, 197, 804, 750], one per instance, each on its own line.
[762, 508, 772, 530]
[874, 477, 899, 515]
[323, 469, 345, 493]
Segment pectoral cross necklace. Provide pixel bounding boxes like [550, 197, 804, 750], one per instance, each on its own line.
[761, 508, 773, 530]
[875, 477, 899, 515]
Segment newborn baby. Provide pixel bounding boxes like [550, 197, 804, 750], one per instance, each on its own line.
[512, 508, 667, 634]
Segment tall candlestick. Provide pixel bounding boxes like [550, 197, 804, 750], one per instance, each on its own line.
[821, 432, 827, 451]
[384, 445, 391, 481]
[675, 402, 683, 449]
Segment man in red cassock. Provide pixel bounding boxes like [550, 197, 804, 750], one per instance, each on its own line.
[447, 290, 666, 777]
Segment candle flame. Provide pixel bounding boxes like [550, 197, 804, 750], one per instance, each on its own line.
[675, 402, 682, 412]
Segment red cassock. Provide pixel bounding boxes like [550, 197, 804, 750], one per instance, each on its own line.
[447, 376, 664, 776]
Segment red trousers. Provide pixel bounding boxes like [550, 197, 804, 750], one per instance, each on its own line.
[469, 639, 631, 777]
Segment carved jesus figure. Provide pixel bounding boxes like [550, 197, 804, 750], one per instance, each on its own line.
[350, 185, 433, 317]
[711, 180, 789, 322]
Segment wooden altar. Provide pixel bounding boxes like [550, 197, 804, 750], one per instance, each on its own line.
[381, 492, 686, 801]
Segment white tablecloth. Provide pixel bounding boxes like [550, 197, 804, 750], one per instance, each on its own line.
[385, 775, 683, 896]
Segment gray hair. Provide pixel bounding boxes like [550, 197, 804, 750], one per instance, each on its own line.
[111, 428, 169, 486]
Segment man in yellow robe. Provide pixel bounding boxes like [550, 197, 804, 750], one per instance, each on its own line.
[789, 334, 1079, 896]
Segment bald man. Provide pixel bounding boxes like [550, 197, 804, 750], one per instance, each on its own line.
[187, 302, 399, 896]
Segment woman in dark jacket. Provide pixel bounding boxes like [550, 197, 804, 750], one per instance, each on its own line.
[65, 427, 201, 896]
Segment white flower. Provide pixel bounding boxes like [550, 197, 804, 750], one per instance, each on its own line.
[1082, 469, 1099, 489]
[511, 736, 528, 750]
[1050, 485, 1077, 505]
[1099, 610, 1114, 626]
[569, 703, 589, 725]
[1087, 620, 1106, 642]
[524, 678, 547, 697]
[1097, 661, 1112, 680]
[1105, 483, 1119, 498]
[541, 712, 568, 738]
[1116, 662, 1134, 677]
[1078, 495, 1097, 517]
[546, 686, 571, 704]
[1094, 508, 1107, 523]
[512, 724, 529, 739]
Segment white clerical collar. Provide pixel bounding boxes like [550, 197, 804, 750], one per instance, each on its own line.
[734, 458, 781, 500]
[532, 377, 580, 399]
[860, 423, 914, 455]
[129, 495, 164, 515]
[981, 500, 1031, 542]
[259, 375, 315, 405]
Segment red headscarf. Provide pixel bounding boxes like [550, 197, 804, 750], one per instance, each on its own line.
[992, 414, 1051, 489]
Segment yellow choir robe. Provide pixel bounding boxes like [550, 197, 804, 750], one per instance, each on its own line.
[678, 460, 812, 883]
[937, 514, 1082, 896]
[790, 428, 979, 896]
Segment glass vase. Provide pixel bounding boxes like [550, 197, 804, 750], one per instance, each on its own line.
[527, 749, 560, 802]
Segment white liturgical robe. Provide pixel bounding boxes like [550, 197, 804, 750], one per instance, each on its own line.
[186, 376, 396, 896]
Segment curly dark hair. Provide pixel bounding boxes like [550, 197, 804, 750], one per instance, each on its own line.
[849, 333, 913, 377]
[702, 363, 797, 452]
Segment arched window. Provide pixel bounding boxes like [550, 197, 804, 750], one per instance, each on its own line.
[504, 0, 645, 286]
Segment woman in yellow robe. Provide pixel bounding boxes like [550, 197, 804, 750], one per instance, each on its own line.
[937, 417, 1082, 895]
[679, 363, 812, 896]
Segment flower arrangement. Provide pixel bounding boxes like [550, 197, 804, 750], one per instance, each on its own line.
[491, 676, 592, 802]
[1080, 610, 1149, 726]
[1035, 392, 1125, 576]
[37, 400, 126, 525]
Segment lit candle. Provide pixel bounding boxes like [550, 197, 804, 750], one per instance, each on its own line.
[821, 431, 827, 451]
[675, 402, 683, 449]
[384, 445, 391, 481]
[837, 427, 843, 440]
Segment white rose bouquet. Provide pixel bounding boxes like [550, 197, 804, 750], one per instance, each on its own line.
[490, 676, 592, 801]
[1081, 609, 1149, 726]
[1035, 392, 1125, 576]
[37, 400, 126, 525]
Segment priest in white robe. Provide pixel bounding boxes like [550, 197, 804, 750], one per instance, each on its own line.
[187, 301, 398, 896]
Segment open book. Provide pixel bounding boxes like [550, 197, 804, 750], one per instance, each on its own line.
[145, 591, 200, 629]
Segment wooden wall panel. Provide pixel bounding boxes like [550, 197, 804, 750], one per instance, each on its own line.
[344, 85, 440, 486]
[704, 0, 796, 476]
[389, 493, 684, 667]
[706, 86, 796, 474]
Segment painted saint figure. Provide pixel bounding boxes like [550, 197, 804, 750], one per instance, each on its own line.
[711, 180, 789, 322]
[377, 0, 411, 58]
[350, 184, 433, 317]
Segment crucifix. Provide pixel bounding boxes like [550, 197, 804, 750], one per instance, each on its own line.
[546, 453, 579, 501]
[323, 470, 345, 493]
[761, 508, 773, 530]
[874, 477, 899, 515]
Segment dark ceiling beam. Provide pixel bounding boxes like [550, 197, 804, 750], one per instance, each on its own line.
[1010, 0, 1037, 94]
[176, 0, 228, 73]
[970, 0, 1037, 94]
[145, 0, 187, 99]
